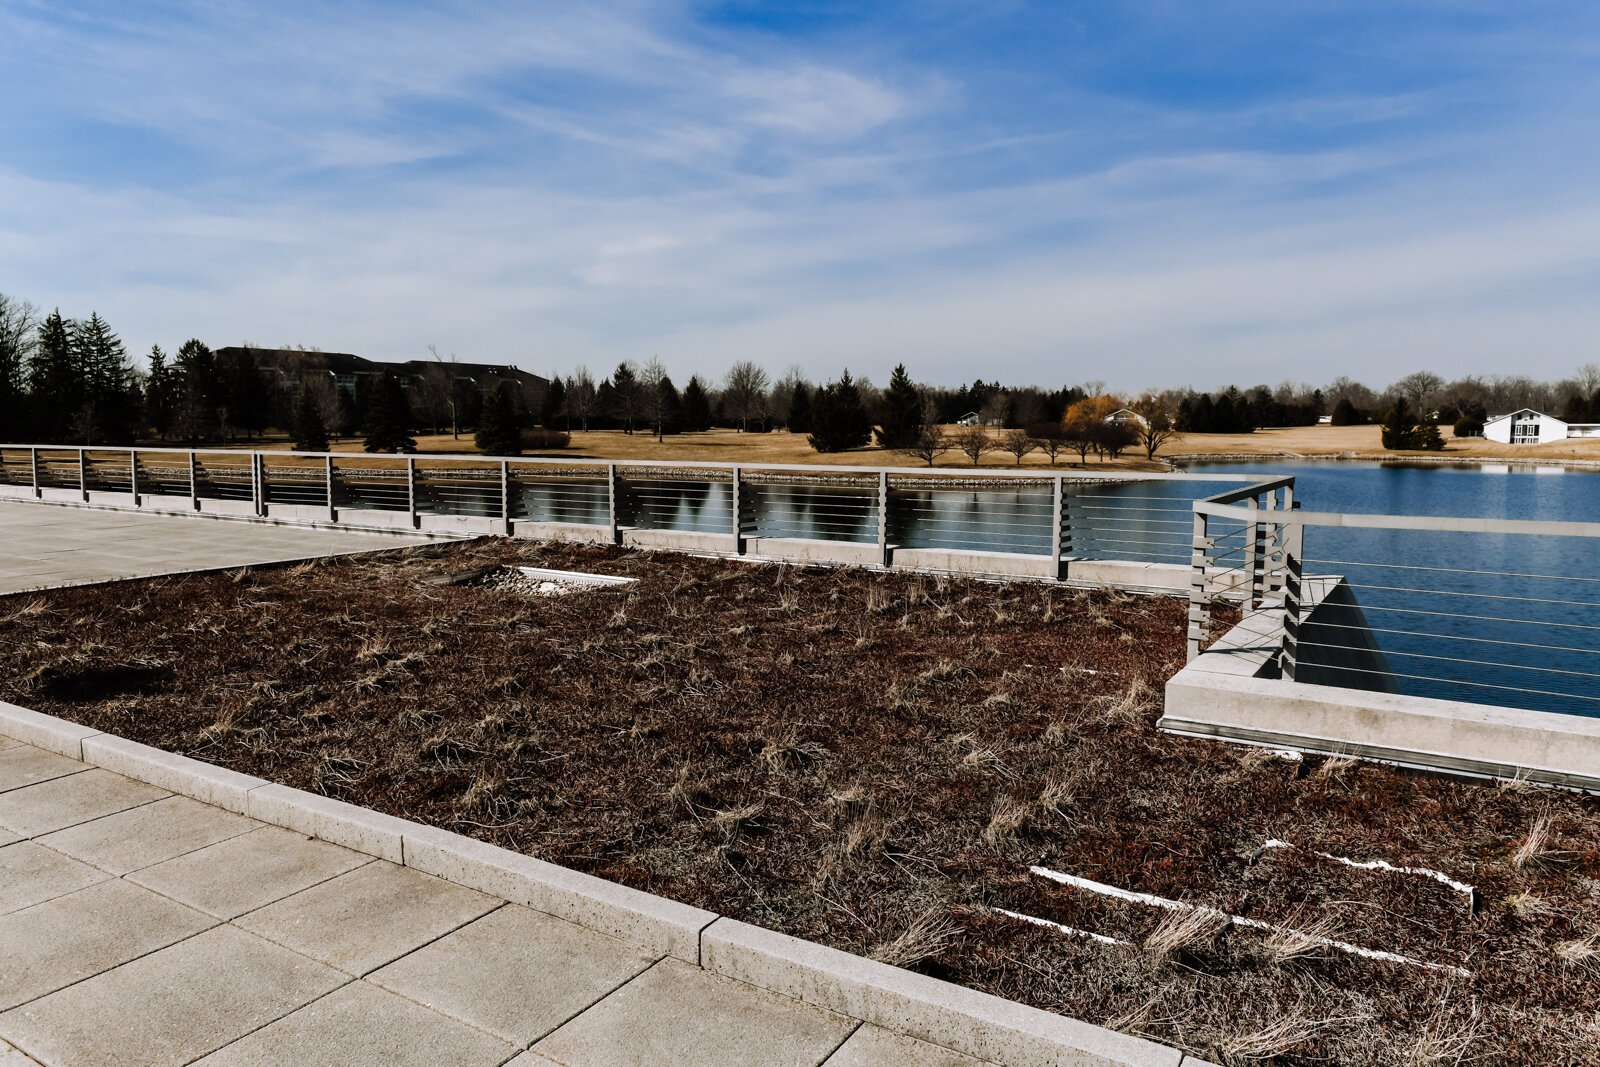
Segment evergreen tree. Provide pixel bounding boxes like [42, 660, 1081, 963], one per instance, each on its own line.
[475, 382, 522, 456]
[875, 363, 923, 449]
[28, 310, 79, 443]
[540, 374, 566, 428]
[144, 345, 178, 439]
[681, 375, 712, 432]
[291, 383, 329, 452]
[654, 374, 684, 437]
[1330, 397, 1361, 426]
[609, 362, 641, 433]
[787, 381, 811, 434]
[363, 372, 417, 453]
[67, 313, 137, 443]
[173, 339, 222, 443]
[807, 371, 873, 453]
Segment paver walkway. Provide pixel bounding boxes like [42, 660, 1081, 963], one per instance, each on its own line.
[0, 501, 439, 595]
[0, 737, 984, 1066]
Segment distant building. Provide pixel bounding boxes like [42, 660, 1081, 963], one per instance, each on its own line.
[955, 411, 981, 426]
[1482, 408, 1600, 445]
[216, 347, 548, 412]
[1103, 408, 1149, 429]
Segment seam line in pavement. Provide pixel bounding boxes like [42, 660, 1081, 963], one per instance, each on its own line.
[0, 766, 93, 798]
[816, 1019, 867, 1065]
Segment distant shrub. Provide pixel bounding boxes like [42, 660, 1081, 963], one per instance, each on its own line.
[521, 428, 570, 450]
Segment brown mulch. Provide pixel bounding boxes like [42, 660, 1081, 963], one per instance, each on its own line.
[3, 538, 1598, 1065]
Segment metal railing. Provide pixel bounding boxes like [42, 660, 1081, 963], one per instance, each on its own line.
[1185, 477, 1298, 661]
[1191, 493, 1600, 716]
[0, 444, 1273, 579]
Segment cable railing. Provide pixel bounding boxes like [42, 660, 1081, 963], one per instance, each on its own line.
[0, 443, 1274, 583]
[1191, 491, 1600, 717]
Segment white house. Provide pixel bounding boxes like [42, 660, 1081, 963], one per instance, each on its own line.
[1483, 408, 1600, 445]
[1103, 408, 1149, 429]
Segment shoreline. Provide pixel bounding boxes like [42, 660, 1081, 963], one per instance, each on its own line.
[1169, 451, 1600, 472]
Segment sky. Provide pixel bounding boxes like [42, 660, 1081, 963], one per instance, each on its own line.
[3, 1, 1599, 392]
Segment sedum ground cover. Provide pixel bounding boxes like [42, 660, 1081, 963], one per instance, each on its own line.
[3, 538, 1599, 1065]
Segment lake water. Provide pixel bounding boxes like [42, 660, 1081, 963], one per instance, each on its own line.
[1185, 460, 1600, 716]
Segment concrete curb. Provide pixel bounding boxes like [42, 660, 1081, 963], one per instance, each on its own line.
[0, 702, 1196, 1067]
[701, 918, 1181, 1067]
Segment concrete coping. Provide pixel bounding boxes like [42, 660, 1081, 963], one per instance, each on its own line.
[0, 698, 1191, 1067]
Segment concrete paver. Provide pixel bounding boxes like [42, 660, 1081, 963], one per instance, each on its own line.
[825, 1025, 994, 1066]
[0, 841, 109, 915]
[369, 903, 658, 1046]
[0, 925, 348, 1067]
[128, 825, 371, 920]
[0, 879, 215, 1010]
[0, 769, 167, 838]
[0, 1039, 39, 1067]
[533, 957, 859, 1067]
[190, 981, 515, 1067]
[0, 499, 439, 595]
[235, 859, 500, 975]
[0, 748, 84, 796]
[0, 737, 1030, 1067]
[37, 794, 258, 875]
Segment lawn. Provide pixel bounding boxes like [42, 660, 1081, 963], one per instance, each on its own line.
[4, 540, 1598, 1065]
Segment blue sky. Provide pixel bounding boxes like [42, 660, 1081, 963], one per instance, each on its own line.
[3, 1, 1599, 391]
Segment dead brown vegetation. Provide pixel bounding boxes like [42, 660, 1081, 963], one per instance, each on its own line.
[3, 540, 1599, 1065]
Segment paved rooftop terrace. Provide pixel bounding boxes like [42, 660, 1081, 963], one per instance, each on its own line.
[0, 500, 439, 595]
[0, 735, 985, 1066]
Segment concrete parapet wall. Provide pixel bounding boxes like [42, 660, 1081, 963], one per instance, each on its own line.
[1164, 652, 1600, 790]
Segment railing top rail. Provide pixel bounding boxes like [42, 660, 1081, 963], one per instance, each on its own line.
[1201, 476, 1297, 505]
[1197, 499, 1600, 540]
[0, 443, 1257, 483]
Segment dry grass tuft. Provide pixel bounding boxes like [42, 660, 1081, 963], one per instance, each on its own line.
[1143, 906, 1229, 963]
[1555, 931, 1600, 971]
[1503, 892, 1558, 919]
[1314, 754, 1359, 782]
[759, 729, 826, 773]
[1406, 1005, 1479, 1066]
[0, 598, 48, 625]
[1261, 910, 1343, 966]
[1512, 810, 1569, 871]
[1104, 675, 1155, 724]
[666, 764, 711, 815]
[981, 796, 1030, 847]
[1038, 778, 1073, 821]
[869, 912, 959, 969]
[1221, 1012, 1351, 1061]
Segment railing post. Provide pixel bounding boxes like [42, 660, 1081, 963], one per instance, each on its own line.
[1280, 521, 1304, 681]
[30, 447, 40, 498]
[128, 449, 140, 506]
[731, 466, 746, 556]
[1246, 498, 1268, 609]
[188, 452, 200, 511]
[1050, 475, 1064, 579]
[249, 451, 262, 518]
[877, 471, 890, 568]
[78, 449, 88, 502]
[500, 460, 512, 536]
[1187, 507, 1211, 662]
[406, 457, 419, 529]
[325, 456, 337, 522]
[607, 464, 621, 545]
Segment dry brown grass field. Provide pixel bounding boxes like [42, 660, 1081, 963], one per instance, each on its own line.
[227, 424, 1600, 470]
[5, 540, 1600, 1065]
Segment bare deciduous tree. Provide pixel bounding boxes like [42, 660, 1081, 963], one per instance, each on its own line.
[952, 424, 993, 466]
[639, 356, 671, 442]
[1394, 371, 1445, 413]
[565, 366, 597, 431]
[1131, 392, 1178, 460]
[1029, 424, 1068, 466]
[422, 345, 460, 437]
[723, 360, 770, 432]
[896, 392, 948, 466]
[1577, 362, 1600, 397]
[999, 427, 1036, 466]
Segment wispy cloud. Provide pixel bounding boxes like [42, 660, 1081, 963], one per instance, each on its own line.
[2, 1, 1598, 389]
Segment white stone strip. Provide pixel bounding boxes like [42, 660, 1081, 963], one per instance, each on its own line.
[1029, 865, 1471, 978]
[990, 907, 1126, 945]
[1261, 839, 1475, 900]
